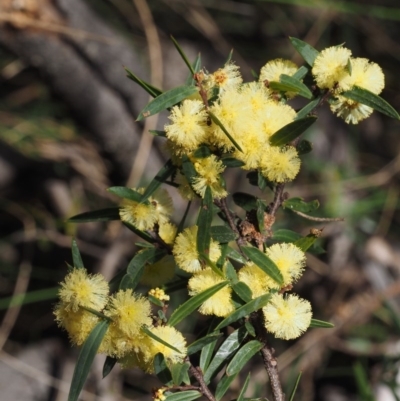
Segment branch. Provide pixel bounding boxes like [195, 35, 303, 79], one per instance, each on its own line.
[189, 364, 216, 401]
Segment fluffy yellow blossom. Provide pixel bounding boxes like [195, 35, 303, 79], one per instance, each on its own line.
[105, 289, 152, 338]
[58, 268, 109, 312]
[265, 243, 306, 287]
[159, 222, 178, 245]
[312, 46, 352, 91]
[330, 58, 385, 124]
[147, 326, 187, 365]
[140, 255, 176, 287]
[259, 101, 297, 138]
[54, 304, 100, 346]
[210, 62, 243, 92]
[172, 226, 221, 273]
[119, 188, 173, 231]
[240, 82, 271, 114]
[238, 263, 271, 298]
[263, 293, 312, 340]
[192, 155, 228, 199]
[118, 340, 153, 372]
[260, 146, 301, 183]
[188, 268, 234, 317]
[148, 287, 170, 302]
[259, 59, 299, 98]
[165, 99, 209, 152]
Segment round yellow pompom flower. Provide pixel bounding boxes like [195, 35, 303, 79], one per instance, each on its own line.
[265, 243, 306, 287]
[263, 293, 312, 340]
[58, 268, 109, 312]
[188, 268, 234, 317]
[172, 226, 221, 273]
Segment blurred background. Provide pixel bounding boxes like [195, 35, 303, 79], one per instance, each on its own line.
[1, 0, 400, 400]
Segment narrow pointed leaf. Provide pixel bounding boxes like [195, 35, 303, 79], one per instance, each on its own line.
[226, 246, 247, 264]
[283, 197, 319, 213]
[232, 192, 258, 212]
[269, 116, 317, 146]
[71, 238, 84, 269]
[149, 129, 167, 137]
[208, 111, 243, 151]
[127, 247, 166, 278]
[203, 326, 247, 383]
[200, 334, 218, 372]
[193, 145, 212, 158]
[108, 186, 147, 204]
[186, 53, 202, 86]
[216, 293, 272, 330]
[197, 187, 213, 256]
[168, 281, 228, 327]
[122, 221, 156, 243]
[273, 229, 324, 255]
[177, 201, 192, 234]
[187, 332, 222, 355]
[119, 274, 136, 291]
[289, 372, 302, 401]
[245, 321, 256, 337]
[68, 320, 109, 401]
[216, 373, 239, 401]
[341, 86, 400, 119]
[125, 67, 162, 98]
[226, 340, 263, 376]
[221, 157, 245, 168]
[181, 154, 198, 185]
[137, 85, 198, 121]
[102, 356, 117, 378]
[309, 319, 334, 328]
[232, 282, 252, 303]
[171, 35, 195, 76]
[269, 74, 312, 99]
[142, 326, 183, 354]
[292, 66, 309, 80]
[68, 208, 120, 223]
[295, 98, 320, 120]
[353, 361, 375, 401]
[294, 234, 319, 252]
[289, 37, 319, 66]
[210, 225, 237, 243]
[154, 353, 172, 385]
[165, 391, 202, 401]
[171, 362, 191, 386]
[140, 159, 176, 202]
[109, 268, 127, 293]
[242, 246, 283, 285]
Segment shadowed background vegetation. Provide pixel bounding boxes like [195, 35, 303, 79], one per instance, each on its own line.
[1, 1, 400, 400]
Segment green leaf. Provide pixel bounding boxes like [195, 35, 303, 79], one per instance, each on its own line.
[245, 321, 256, 337]
[215, 373, 239, 401]
[192, 145, 212, 158]
[221, 156, 245, 168]
[341, 86, 400, 119]
[232, 282, 252, 303]
[177, 201, 192, 235]
[203, 326, 247, 383]
[125, 67, 162, 98]
[309, 319, 334, 328]
[269, 74, 312, 99]
[283, 197, 320, 213]
[108, 186, 146, 204]
[257, 199, 266, 233]
[188, 332, 222, 355]
[125, 248, 167, 290]
[353, 362, 375, 401]
[208, 111, 243, 152]
[165, 391, 202, 401]
[68, 208, 120, 223]
[197, 187, 213, 256]
[258, 171, 272, 191]
[181, 154, 198, 185]
[226, 340, 263, 376]
[171, 362, 191, 386]
[237, 373, 251, 401]
[242, 246, 283, 285]
[140, 159, 176, 202]
[142, 326, 183, 354]
[186, 53, 202, 86]
[216, 293, 272, 330]
[289, 371, 302, 401]
[297, 139, 313, 155]
[225, 261, 238, 284]
[294, 234, 319, 252]
[226, 246, 247, 264]
[272, 229, 325, 255]
[122, 222, 156, 243]
[232, 192, 258, 212]
[168, 281, 228, 327]
[210, 225, 237, 243]
[137, 85, 198, 121]
[149, 129, 167, 137]
[289, 37, 320, 66]
[171, 35, 195, 76]
[102, 356, 117, 378]
[295, 98, 320, 120]
[71, 238, 84, 269]
[269, 116, 317, 146]
[68, 320, 110, 401]
[292, 66, 309, 80]
[154, 353, 172, 385]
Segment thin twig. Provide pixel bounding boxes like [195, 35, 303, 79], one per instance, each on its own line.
[189, 365, 216, 401]
[290, 210, 344, 222]
[269, 183, 286, 217]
